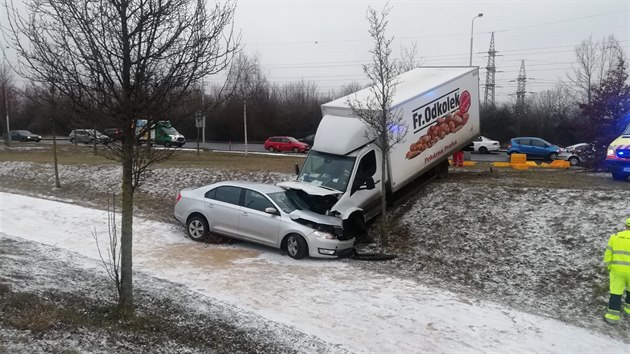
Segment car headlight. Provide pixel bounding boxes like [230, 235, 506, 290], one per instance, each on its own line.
[311, 230, 336, 240]
[607, 146, 614, 158]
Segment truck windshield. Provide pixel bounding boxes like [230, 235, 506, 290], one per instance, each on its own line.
[298, 151, 356, 192]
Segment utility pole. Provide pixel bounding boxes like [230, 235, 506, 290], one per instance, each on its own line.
[484, 32, 497, 107]
[243, 99, 248, 157]
[469, 13, 483, 66]
[516, 60, 527, 108]
[2, 47, 10, 146]
[201, 77, 205, 149]
[515, 60, 527, 135]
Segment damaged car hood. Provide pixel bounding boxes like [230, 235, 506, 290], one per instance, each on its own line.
[288, 209, 342, 227]
[277, 181, 342, 197]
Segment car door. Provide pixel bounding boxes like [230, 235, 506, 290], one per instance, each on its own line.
[530, 139, 548, 157]
[204, 186, 242, 237]
[238, 189, 281, 246]
[518, 139, 534, 155]
[278, 137, 290, 151]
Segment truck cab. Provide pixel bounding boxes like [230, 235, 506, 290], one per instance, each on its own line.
[606, 123, 630, 181]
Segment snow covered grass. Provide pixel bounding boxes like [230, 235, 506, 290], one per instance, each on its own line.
[0, 237, 337, 353]
[1, 157, 630, 351]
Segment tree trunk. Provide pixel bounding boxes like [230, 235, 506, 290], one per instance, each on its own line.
[119, 138, 134, 315]
[51, 120, 61, 188]
[380, 142, 388, 249]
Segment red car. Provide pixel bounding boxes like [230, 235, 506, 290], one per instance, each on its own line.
[264, 136, 309, 153]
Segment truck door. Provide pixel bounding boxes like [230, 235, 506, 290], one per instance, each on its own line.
[344, 149, 381, 220]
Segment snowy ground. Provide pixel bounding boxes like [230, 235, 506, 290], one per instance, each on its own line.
[1, 160, 630, 352]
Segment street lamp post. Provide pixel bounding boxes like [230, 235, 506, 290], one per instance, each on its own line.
[469, 13, 483, 66]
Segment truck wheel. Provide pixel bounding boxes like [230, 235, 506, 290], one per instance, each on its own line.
[285, 234, 308, 259]
[69, 138, 75, 144]
[612, 171, 629, 181]
[436, 160, 449, 179]
[479, 146, 488, 154]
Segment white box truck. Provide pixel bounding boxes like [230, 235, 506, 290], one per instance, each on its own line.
[278, 67, 480, 235]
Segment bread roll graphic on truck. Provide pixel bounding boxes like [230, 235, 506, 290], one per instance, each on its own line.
[278, 67, 480, 237]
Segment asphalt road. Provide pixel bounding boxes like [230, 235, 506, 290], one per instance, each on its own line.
[28, 138, 510, 162]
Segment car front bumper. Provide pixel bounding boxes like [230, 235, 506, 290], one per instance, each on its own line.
[606, 159, 630, 173]
[308, 237, 355, 259]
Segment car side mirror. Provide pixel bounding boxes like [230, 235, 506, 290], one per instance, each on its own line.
[265, 207, 279, 215]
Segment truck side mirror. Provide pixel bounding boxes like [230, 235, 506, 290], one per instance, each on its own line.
[351, 176, 376, 195]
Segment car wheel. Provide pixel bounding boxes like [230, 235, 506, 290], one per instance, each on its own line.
[548, 152, 558, 161]
[568, 156, 580, 166]
[292, 147, 299, 153]
[186, 215, 209, 242]
[269, 146, 275, 153]
[612, 171, 629, 181]
[285, 234, 308, 259]
[70, 138, 75, 144]
[164, 141, 171, 148]
[88, 139, 94, 145]
[479, 146, 488, 154]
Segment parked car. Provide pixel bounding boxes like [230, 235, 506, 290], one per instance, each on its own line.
[506, 137, 561, 160]
[264, 136, 309, 153]
[557, 143, 591, 166]
[174, 181, 355, 259]
[469, 135, 500, 153]
[298, 134, 315, 147]
[9, 130, 41, 142]
[103, 128, 123, 141]
[69, 129, 111, 145]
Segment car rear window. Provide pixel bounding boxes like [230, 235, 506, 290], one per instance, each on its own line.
[210, 186, 241, 205]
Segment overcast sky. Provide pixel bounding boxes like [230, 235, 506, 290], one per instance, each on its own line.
[227, 0, 629, 103]
[2, 0, 628, 104]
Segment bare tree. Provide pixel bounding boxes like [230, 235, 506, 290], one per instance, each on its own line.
[336, 82, 365, 98]
[5, 0, 239, 316]
[347, 4, 406, 248]
[93, 194, 122, 302]
[228, 53, 267, 155]
[566, 35, 622, 105]
[398, 41, 422, 73]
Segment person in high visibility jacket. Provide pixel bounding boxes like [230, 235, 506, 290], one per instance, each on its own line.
[603, 218, 630, 324]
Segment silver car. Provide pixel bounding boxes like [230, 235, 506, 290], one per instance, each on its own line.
[174, 181, 355, 259]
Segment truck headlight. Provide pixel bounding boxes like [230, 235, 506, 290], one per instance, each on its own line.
[311, 230, 336, 240]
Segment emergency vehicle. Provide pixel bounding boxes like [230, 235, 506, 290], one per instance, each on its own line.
[606, 122, 630, 181]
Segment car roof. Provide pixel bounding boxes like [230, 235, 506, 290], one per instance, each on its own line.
[204, 181, 285, 194]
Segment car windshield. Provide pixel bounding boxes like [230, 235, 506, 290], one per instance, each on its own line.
[17, 130, 32, 135]
[267, 189, 311, 214]
[297, 151, 356, 192]
[163, 127, 180, 135]
[623, 123, 630, 135]
[287, 137, 299, 143]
